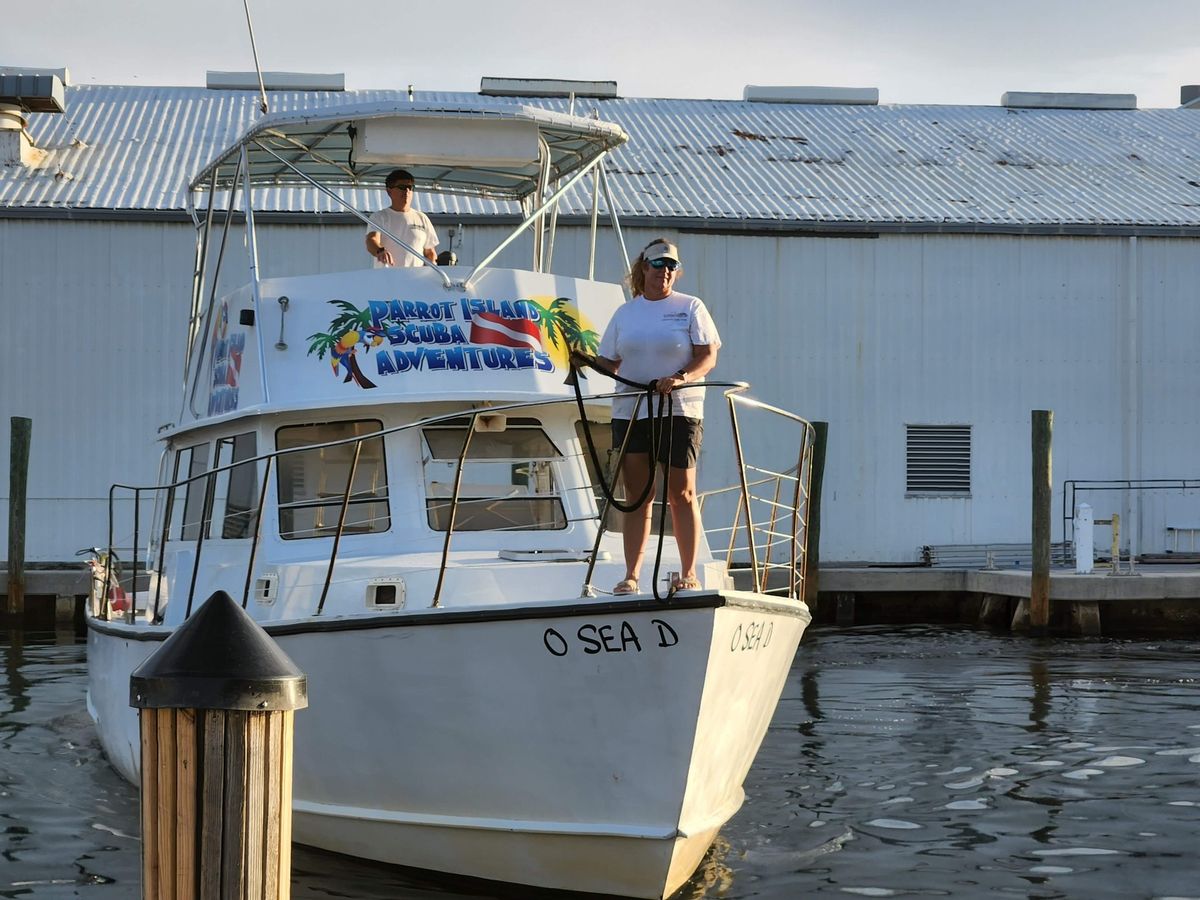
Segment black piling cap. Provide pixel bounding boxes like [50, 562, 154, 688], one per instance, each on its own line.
[130, 591, 308, 712]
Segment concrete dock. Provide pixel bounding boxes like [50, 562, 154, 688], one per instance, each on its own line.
[813, 562, 1200, 633]
[5, 562, 1200, 634]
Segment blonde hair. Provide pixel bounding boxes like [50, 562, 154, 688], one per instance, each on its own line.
[627, 237, 679, 297]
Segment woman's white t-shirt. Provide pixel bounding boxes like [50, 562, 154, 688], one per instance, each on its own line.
[597, 291, 721, 420]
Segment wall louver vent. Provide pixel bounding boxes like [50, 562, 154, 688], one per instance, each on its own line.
[906, 425, 971, 495]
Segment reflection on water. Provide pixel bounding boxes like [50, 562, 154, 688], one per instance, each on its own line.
[3, 625, 1199, 899]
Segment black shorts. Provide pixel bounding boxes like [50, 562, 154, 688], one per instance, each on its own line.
[612, 417, 704, 469]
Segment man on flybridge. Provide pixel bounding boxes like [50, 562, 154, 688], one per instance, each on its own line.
[364, 168, 440, 267]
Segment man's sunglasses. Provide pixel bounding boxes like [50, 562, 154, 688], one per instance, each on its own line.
[647, 258, 679, 271]
[388, 184, 416, 192]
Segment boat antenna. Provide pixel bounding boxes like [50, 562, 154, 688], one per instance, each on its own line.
[242, 0, 270, 115]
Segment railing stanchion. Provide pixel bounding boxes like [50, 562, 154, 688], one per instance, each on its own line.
[105, 485, 117, 619]
[316, 441, 362, 616]
[241, 455, 273, 609]
[580, 394, 644, 596]
[184, 471, 215, 619]
[152, 482, 172, 623]
[727, 395, 761, 592]
[129, 488, 141, 624]
[432, 416, 477, 608]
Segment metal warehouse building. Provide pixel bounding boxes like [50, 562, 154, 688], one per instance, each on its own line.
[3, 70, 1200, 564]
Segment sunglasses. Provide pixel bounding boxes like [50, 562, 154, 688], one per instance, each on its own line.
[647, 258, 679, 271]
[388, 184, 415, 192]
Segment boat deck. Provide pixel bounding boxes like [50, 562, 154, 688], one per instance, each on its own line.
[9, 561, 1200, 633]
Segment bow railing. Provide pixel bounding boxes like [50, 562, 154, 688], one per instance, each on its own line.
[92, 385, 815, 623]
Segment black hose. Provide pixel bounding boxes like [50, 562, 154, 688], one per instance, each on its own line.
[570, 356, 679, 601]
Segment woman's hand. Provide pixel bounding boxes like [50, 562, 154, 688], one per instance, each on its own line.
[656, 372, 687, 395]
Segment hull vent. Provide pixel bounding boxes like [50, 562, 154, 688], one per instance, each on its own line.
[253, 573, 279, 605]
[367, 579, 406, 609]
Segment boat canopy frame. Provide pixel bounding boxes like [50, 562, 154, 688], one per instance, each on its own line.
[180, 103, 633, 406]
[186, 102, 628, 203]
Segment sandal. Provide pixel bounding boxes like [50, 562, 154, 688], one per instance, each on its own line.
[613, 578, 640, 595]
[670, 575, 702, 593]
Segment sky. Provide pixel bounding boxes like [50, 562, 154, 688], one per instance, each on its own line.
[3, 0, 1198, 108]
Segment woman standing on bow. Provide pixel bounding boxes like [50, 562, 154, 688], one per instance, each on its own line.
[590, 239, 721, 594]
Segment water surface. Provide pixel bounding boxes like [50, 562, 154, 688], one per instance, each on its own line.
[3, 626, 1198, 898]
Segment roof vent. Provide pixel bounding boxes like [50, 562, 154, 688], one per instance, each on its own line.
[205, 71, 345, 92]
[0, 66, 70, 87]
[1001, 91, 1136, 110]
[1182, 85, 1200, 108]
[0, 72, 65, 167]
[479, 77, 618, 98]
[0, 72, 66, 114]
[743, 85, 878, 105]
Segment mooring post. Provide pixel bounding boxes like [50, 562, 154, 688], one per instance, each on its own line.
[131, 591, 307, 900]
[1031, 410, 1053, 630]
[803, 421, 828, 609]
[6, 417, 31, 619]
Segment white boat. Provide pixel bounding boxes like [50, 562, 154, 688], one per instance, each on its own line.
[85, 101, 816, 899]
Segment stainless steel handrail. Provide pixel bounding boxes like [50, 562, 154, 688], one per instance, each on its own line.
[98, 381, 815, 618]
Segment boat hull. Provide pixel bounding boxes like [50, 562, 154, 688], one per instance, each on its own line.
[88, 592, 809, 899]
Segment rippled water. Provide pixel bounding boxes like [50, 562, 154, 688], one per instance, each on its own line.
[3, 625, 1199, 899]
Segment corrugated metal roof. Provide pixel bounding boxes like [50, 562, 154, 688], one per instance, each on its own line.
[3, 84, 1200, 227]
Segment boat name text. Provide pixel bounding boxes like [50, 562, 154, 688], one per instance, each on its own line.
[542, 619, 679, 657]
[730, 620, 774, 653]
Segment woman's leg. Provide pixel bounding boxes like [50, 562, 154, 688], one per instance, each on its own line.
[666, 464, 701, 580]
[621, 453, 655, 582]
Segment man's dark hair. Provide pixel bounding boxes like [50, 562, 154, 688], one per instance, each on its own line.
[385, 169, 416, 189]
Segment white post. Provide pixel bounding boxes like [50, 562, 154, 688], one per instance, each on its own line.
[1074, 503, 1094, 574]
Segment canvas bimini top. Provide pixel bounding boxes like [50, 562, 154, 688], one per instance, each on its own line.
[187, 101, 629, 203]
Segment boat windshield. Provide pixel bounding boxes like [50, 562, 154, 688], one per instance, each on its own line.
[422, 418, 567, 532]
[275, 420, 390, 540]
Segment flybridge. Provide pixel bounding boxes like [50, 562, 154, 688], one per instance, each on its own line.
[178, 102, 631, 421]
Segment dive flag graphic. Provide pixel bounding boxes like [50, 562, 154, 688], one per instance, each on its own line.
[470, 311, 543, 350]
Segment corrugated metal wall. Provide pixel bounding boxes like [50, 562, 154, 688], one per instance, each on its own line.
[3, 219, 1197, 562]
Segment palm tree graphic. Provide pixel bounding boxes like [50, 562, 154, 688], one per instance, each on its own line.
[307, 300, 381, 389]
[529, 297, 600, 360]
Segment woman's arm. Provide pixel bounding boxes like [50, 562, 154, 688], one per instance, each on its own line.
[681, 343, 718, 381]
[659, 343, 718, 394]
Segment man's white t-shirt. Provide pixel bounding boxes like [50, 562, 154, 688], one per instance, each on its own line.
[367, 207, 439, 268]
[597, 291, 721, 420]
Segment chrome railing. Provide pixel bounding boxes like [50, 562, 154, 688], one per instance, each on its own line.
[94, 384, 815, 622]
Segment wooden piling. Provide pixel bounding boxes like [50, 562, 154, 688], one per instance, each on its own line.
[6, 416, 31, 618]
[977, 593, 1010, 627]
[1031, 410, 1053, 630]
[803, 421, 828, 608]
[835, 592, 856, 626]
[1069, 600, 1102, 636]
[131, 591, 307, 900]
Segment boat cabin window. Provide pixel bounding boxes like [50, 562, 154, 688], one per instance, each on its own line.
[275, 421, 390, 540]
[178, 443, 211, 541]
[216, 433, 259, 539]
[422, 418, 566, 531]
